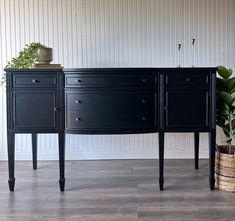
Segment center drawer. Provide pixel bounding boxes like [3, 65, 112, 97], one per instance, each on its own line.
[65, 92, 156, 129]
[65, 74, 156, 87]
[66, 110, 155, 129]
[65, 92, 155, 112]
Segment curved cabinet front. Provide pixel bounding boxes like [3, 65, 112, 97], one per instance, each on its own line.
[65, 92, 156, 134]
[64, 69, 158, 134]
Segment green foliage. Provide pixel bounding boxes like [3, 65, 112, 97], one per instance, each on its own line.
[217, 65, 233, 80]
[5, 42, 45, 68]
[1, 42, 45, 85]
[217, 65, 235, 154]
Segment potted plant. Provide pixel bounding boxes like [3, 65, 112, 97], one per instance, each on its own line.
[216, 65, 235, 192]
[1, 42, 45, 84]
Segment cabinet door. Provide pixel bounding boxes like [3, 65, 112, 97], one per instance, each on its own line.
[13, 91, 58, 129]
[164, 90, 209, 130]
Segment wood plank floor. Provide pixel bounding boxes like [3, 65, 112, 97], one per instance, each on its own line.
[0, 159, 234, 221]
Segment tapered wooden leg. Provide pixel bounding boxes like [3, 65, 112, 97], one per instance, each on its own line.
[58, 132, 65, 191]
[159, 130, 164, 191]
[7, 132, 15, 191]
[194, 132, 199, 170]
[209, 129, 216, 190]
[32, 133, 37, 170]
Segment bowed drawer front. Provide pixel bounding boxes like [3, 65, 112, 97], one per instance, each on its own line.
[64, 70, 158, 133]
[65, 74, 156, 87]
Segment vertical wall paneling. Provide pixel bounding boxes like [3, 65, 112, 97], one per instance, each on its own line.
[0, 0, 234, 160]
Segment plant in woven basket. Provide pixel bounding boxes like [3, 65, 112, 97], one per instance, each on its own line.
[216, 65, 235, 192]
[1, 42, 45, 84]
[216, 65, 235, 155]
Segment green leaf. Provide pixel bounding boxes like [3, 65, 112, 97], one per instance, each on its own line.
[216, 78, 228, 92]
[216, 117, 226, 128]
[217, 65, 232, 80]
[217, 102, 230, 118]
[226, 77, 235, 93]
[217, 91, 234, 106]
[226, 138, 232, 145]
[223, 124, 230, 138]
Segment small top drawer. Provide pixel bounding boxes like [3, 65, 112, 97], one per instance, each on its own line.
[65, 74, 156, 87]
[165, 73, 209, 86]
[13, 74, 57, 87]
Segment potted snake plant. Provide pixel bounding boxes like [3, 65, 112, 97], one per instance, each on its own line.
[216, 65, 235, 192]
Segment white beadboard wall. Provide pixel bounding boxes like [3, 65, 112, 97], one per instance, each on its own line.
[0, 0, 235, 160]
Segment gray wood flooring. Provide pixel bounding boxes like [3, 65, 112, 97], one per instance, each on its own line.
[0, 159, 234, 221]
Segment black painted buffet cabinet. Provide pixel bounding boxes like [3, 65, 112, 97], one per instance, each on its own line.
[5, 67, 217, 191]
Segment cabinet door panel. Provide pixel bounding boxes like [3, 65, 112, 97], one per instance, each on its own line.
[165, 90, 209, 129]
[13, 91, 57, 129]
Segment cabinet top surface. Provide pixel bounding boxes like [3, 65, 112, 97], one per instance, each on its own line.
[5, 67, 217, 72]
[64, 67, 217, 72]
[4, 68, 63, 72]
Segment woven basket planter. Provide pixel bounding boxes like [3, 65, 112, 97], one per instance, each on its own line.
[215, 146, 235, 192]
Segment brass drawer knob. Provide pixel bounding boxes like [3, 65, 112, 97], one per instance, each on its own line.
[32, 79, 38, 83]
[54, 107, 59, 112]
[75, 117, 81, 121]
[142, 116, 146, 121]
[75, 100, 82, 104]
[142, 78, 147, 83]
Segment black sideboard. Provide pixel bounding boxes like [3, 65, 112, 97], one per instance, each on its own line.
[5, 67, 217, 191]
